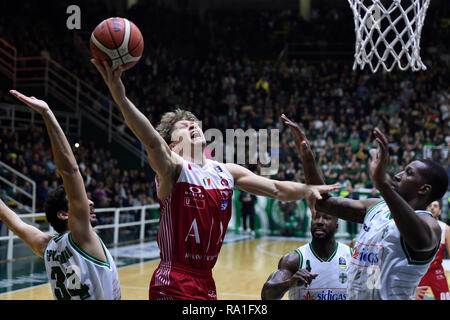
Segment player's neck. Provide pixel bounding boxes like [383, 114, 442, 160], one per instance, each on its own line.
[311, 238, 336, 260]
[176, 144, 207, 167]
[182, 152, 207, 167]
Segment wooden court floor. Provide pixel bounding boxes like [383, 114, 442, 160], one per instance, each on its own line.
[0, 237, 448, 300]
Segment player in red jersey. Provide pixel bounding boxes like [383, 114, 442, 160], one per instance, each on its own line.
[416, 200, 450, 300]
[91, 60, 340, 300]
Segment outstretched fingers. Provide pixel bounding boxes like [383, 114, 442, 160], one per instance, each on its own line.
[373, 128, 389, 162]
[10, 90, 34, 107]
[316, 183, 341, 195]
[90, 58, 109, 82]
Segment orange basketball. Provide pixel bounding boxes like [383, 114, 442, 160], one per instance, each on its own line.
[90, 17, 144, 71]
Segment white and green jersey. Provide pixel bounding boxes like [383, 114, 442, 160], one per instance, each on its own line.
[288, 241, 352, 300]
[44, 232, 121, 300]
[347, 200, 437, 300]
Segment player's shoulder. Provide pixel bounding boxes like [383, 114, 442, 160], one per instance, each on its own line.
[279, 248, 304, 271]
[336, 241, 353, 257]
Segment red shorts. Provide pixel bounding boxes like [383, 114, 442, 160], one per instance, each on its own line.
[149, 262, 217, 300]
[418, 267, 450, 300]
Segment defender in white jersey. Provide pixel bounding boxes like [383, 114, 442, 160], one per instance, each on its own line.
[262, 211, 352, 300]
[45, 232, 120, 299]
[0, 90, 121, 300]
[282, 115, 448, 300]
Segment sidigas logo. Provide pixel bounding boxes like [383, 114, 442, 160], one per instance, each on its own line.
[316, 290, 347, 300]
[351, 245, 381, 266]
[302, 290, 347, 300]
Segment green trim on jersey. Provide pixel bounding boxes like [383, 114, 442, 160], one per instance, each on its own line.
[295, 248, 304, 272]
[44, 233, 64, 255]
[68, 233, 110, 268]
[364, 200, 386, 222]
[308, 242, 338, 263]
[400, 237, 439, 265]
[53, 234, 64, 243]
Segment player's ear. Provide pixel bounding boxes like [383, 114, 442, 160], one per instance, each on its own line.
[57, 210, 69, 221]
[418, 184, 431, 197]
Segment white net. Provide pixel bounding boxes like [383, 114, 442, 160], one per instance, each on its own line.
[348, 0, 431, 72]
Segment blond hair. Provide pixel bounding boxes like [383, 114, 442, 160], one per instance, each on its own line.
[156, 108, 200, 145]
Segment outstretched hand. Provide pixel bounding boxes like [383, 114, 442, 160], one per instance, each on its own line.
[369, 128, 390, 187]
[90, 59, 126, 102]
[281, 114, 314, 159]
[306, 183, 340, 217]
[9, 90, 50, 114]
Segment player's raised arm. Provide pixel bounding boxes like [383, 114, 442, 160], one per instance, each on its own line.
[9, 90, 102, 256]
[261, 252, 317, 300]
[91, 59, 181, 179]
[369, 128, 440, 256]
[281, 114, 380, 223]
[0, 199, 51, 258]
[224, 163, 340, 215]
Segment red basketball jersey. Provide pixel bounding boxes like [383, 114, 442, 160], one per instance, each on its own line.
[154, 159, 234, 285]
[429, 221, 448, 270]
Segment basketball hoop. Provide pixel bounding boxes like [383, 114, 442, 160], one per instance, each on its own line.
[348, 0, 431, 72]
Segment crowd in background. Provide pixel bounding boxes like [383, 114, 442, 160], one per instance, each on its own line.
[0, 1, 449, 224]
[0, 126, 157, 215]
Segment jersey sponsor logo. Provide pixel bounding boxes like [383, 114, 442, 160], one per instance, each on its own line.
[214, 165, 223, 173]
[351, 244, 383, 267]
[338, 256, 347, 269]
[220, 201, 229, 212]
[220, 178, 229, 187]
[187, 186, 203, 195]
[316, 290, 347, 300]
[184, 186, 206, 209]
[362, 223, 371, 232]
[184, 197, 205, 209]
[303, 290, 347, 300]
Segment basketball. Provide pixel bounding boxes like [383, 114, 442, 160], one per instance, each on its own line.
[90, 17, 144, 71]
